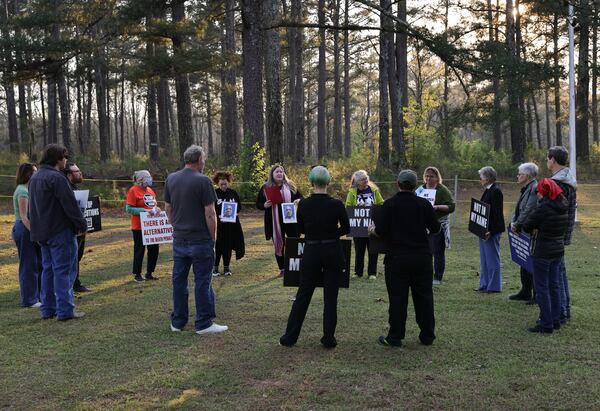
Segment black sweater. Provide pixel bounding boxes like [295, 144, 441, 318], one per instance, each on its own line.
[523, 196, 569, 259]
[297, 194, 350, 240]
[481, 183, 506, 235]
[374, 191, 441, 256]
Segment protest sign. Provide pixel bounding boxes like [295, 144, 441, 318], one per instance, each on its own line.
[508, 231, 534, 273]
[84, 196, 102, 232]
[73, 190, 89, 215]
[281, 203, 297, 224]
[283, 238, 351, 288]
[415, 187, 437, 206]
[220, 201, 238, 223]
[346, 206, 372, 238]
[140, 211, 173, 245]
[468, 198, 490, 239]
[368, 205, 388, 254]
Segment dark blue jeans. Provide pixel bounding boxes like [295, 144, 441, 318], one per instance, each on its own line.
[428, 230, 446, 281]
[558, 257, 571, 318]
[171, 238, 216, 331]
[12, 220, 41, 306]
[532, 256, 561, 329]
[38, 228, 78, 319]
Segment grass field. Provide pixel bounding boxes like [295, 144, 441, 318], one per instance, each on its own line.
[1, 203, 599, 410]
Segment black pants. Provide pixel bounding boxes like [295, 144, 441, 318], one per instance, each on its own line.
[428, 230, 446, 281]
[74, 234, 86, 288]
[132, 230, 159, 275]
[353, 237, 378, 276]
[215, 245, 232, 268]
[518, 267, 535, 299]
[280, 242, 343, 346]
[384, 254, 435, 345]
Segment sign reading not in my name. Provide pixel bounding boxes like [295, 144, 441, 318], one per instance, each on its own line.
[283, 237, 351, 288]
[140, 211, 174, 245]
[468, 198, 490, 239]
[346, 206, 372, 238]
[508, 231, 534, 273]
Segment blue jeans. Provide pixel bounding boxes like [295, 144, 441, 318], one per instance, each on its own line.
[38, 228, 78, 319]
[479, 233, 502, 292]
[532, 257, 561, 329]
[171, 238, 216, 331]
[558, 257, 571, 318]
[12, 220, 41, 306]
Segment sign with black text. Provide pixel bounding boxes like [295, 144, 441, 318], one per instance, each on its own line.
[346, 206, 372, 238]
[283, 238, 351, 288]
[508, 231, 534, 273]
[140, 211, 174, 245]
[468, 198, 490, 239]
[84, 196, 102, 233]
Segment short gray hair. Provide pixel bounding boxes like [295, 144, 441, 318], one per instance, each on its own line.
[183, 145, 205, 164]
[518, 162, 538, 179]
[478, 166, 497, 183]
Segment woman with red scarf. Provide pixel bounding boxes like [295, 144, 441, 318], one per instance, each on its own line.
[522, 178, 569, 334]
[256, 165, 303, 277]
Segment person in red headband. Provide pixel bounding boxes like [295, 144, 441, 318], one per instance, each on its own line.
[522, 178, 569, 334]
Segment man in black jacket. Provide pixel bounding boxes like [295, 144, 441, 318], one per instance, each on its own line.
[29, 145, 87, 321]
[65, 162, 91, 293]
[371, 170, 441, 347]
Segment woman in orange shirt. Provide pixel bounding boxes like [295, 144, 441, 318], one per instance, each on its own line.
[126, 170, 161, 283]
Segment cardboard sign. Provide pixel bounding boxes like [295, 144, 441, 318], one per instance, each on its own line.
[468, 198, 490, 239]
[281, 202, 297, 224]
[84, 196, 102, 232]
[346, 206, 372, 238]
[508, 231, 534, 273]
[283, 238, 351, 288]
[219, 201, 238, 223]
[416, 187, 437, 206]
[140, 211, 173, 245]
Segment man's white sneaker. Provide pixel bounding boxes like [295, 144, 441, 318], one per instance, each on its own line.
[28, 302, 42, 308]
[196, 323, 228, 335]
[170, 324, 182, 332]
[432, 280, 441, 285]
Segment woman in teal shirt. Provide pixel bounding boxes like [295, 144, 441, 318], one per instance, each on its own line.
[12, 163, 41, 307]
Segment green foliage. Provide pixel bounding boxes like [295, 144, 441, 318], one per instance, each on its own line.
[232, 139, 268, 202]
[439, 139, 514, 179]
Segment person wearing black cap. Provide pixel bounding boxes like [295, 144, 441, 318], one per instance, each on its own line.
[370, 169, 441, 347]
[279, 166, 350, 348]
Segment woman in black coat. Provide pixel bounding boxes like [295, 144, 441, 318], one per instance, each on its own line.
[213, 171, 245, 277]
[256, 164, 302, 277]
[477, 166, 505, 293]
[523, 178, 569, 334]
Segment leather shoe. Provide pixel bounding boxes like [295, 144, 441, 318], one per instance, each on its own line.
[527, 324, 553, 334]
[74, 285, 91, 293]
[509, 293, 529, 301]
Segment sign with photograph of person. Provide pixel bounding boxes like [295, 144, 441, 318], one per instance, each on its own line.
[468, 198, 490, 239]
[415, 187, 437, 206]
[140, 211, 174, 245]
[346, 206, 372, 238]
[281, 202, 297, 224]
[508, 231, 534, 273]
[283, 238, 351, 288]
[219, 201, 238, 223]
[84, 196, 102, 233]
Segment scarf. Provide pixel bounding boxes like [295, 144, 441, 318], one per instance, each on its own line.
[271, 184, 292, 256]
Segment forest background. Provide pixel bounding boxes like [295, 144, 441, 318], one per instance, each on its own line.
[1, 0, 600, 202]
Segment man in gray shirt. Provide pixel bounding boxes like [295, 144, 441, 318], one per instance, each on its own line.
[164, 145, 228, 334]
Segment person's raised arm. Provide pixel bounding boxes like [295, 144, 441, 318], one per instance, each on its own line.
[205, 203, 217, 242]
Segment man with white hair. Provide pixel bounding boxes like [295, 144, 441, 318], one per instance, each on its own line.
[509, 162, 539, 303]
[164, 145, 228, 335]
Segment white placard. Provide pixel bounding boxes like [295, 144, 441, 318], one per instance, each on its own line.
[416, 187, 436, 206]
[140, 211, 173, 245]
[281, 202, 297, 224]
[219, 201, 238, 223]
[73, 190, 89, 215]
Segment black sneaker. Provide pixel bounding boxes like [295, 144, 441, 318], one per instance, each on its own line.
[509, 293, 530, 301]
[527, 324, 553, 334]
[74, 284, 91, 293]
[223, 267, 232, 276]
[378, 335, 402, 347]
[134, 274, 145, 283]
[145, 273, 159, 281]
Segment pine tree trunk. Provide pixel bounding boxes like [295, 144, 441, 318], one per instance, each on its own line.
[545, 86, 552, 148]
[332, 0, 342, 156]
[221, 0, 238, 159]
[263, 0, 283, 163]
[487, 0, 502, 150]
[317, 0, 327, 158]
[291, 0, 304, 162]
[120, 72, 125, 158]
[39, 79, 47, 146]
[131, 84, 139, 153]
[241, 0, 265, 147]
[553, 12, 562, 146]
[76, 56, 84, 152]
[378, 5, 390, 167]
[592, 2, 599, 144]
[576, 0, 591, 160]
[1, 0, 19, 152]
[157, 77, 170, 150]
[531, 94, 542, 149]
[343, 0, 351, 157]
[506, 0, 525, 162]
[85, 70, 93, 149]
[47, 75, 58, 144]
[205, 77, 214, 155]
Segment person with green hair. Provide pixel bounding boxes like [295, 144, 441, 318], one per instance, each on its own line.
[280, 166, 350, 348]
[345, 170, 384, 279]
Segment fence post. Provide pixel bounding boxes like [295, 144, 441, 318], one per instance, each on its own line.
[452, 175, 458, 227]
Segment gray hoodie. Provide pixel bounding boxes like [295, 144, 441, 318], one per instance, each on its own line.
[551, 167, 577, 245]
